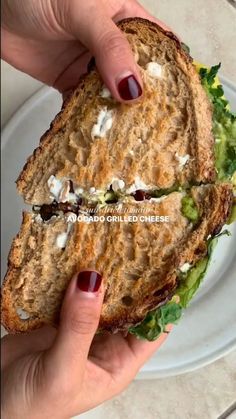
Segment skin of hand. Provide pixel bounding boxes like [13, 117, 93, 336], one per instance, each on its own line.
[1, 271, 172, 419]
[1, 0, 172, 99]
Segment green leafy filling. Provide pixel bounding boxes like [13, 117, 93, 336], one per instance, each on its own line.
[129, 231, 230, 341]
[129, 301, 182, 341]
[198, 63, 236, 180]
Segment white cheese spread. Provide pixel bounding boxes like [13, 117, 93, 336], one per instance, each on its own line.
[146, 62, 162, 78]
[47, 176, 81, 203]
[126, 176, 153, 194]
[149, 196, 167, 203]
[74, 187, 84, 195]
[91, 107, 113, 138]
[179, 262, 192, 273]
[56, 223, 73, 249]
[17, 308, 30, 320]
[100, 86, 112, 98]
[47, 175, 63, 201]
[34, 214, 43, 223]
[175, 153, 190, 168]
[111, 178, 125, 192]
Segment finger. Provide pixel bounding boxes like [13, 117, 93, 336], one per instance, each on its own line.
[55, 49, 92, 93]
[126, 324, 173, 370]
[1, 326, 56, 369]
[68, 5, 143, 102]
[45, 270, 104, 380]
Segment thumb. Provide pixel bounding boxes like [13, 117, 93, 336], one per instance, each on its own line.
[68, 9, 143, 102]
[45, 270, 104, 379]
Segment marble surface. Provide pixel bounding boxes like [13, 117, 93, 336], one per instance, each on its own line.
[102, 351, 236, 419]
[1, 0, 236, 418]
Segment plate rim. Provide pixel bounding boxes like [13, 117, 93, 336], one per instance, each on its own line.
[137, 338, 236, 379]
[1, 76, 236, 380]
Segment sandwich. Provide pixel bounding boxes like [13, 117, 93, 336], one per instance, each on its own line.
[2, 18, 236, 340]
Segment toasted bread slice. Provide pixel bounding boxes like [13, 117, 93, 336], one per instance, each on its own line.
[17, 18, 215, 205]
[2, 184, 232, 333]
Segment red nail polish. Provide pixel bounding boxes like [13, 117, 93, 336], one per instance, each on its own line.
[117, 75, 142, 100]
[76, 271, 102, 292]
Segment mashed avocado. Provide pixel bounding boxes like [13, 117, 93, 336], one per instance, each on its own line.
[181, 195, 199, 222]
[196, 63, 236, 181]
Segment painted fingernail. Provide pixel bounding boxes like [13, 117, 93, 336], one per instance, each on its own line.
[76, 271, 102, 292]
[117, 75, 142, 100]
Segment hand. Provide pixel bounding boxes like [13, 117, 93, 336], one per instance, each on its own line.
[1, 0, 171, 99]
[1, 270, 171, 419]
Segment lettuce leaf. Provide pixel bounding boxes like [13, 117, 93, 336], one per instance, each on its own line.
[129, 300, 182, 341]
[198, 63, 236, 180]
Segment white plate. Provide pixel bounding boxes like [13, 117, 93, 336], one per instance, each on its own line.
[1, 77, 236, 380]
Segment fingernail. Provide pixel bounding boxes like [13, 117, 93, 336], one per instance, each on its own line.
[117, 75, 142, 100]
[76, 271, 102, 292]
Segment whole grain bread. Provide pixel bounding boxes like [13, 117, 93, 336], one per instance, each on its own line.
[16, 18, 215, 205]
[2, 18, 233, 334]
[2, 184, 233, 333]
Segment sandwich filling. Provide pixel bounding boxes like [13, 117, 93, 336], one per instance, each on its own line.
[130, 63, 236, 340]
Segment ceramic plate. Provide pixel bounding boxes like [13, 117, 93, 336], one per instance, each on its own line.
[1, 77, 236, 381]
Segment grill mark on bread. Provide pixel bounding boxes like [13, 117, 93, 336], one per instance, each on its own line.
[16, 18, 215, 205]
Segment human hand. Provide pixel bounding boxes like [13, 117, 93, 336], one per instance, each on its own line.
[1, 270, 171, 419]
[1, 0, 171, 100]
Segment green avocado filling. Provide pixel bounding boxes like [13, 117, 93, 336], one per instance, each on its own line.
[181, 195, 199, 222]
[227, 198, 236, 224]
[198, 63, 236, 181]
[129, 230, 230, 341]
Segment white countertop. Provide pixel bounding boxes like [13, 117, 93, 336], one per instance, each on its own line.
[1, 1, 236, 418]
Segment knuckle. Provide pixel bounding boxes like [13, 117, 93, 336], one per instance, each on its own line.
[68, 309, 98, 335]
[99, 31, 129, 57]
